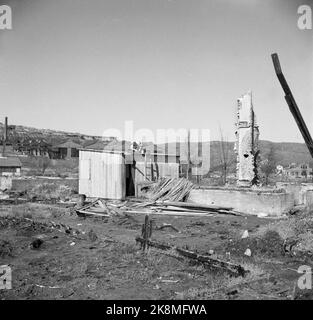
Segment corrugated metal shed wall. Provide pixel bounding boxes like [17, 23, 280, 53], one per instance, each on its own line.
[79, 150, 125, 199]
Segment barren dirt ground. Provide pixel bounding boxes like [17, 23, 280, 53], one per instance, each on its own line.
[0, 202, 311, 300]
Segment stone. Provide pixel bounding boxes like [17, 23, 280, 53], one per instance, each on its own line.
[241, 230, 249, 238]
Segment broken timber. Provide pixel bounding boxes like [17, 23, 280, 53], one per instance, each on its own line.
[141, 214, 153, 251]
[75, 198, 121, 217]
[135, 236, 247, 277]
[76, 197, 242, 217]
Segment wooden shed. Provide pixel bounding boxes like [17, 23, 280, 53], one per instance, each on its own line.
[79, 148, 180, 200]
[0, 157, 22, 176]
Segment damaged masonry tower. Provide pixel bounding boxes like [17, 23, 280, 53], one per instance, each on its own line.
[234, 91, 259, 187]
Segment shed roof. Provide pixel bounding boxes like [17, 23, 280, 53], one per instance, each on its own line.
[0, 157, 22, 167]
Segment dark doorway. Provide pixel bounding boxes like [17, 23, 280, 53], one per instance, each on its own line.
[126, 163, 135, 196]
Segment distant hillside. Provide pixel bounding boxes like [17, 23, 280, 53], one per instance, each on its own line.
[0, 122, 112, 145]
[0, 122, 312, 171]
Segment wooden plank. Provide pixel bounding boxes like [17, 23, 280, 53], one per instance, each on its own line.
[76, 209, 110, 217]
[125, 209, 214, 216]
[150, 206, 210, 213]
[156, 201, 233, 211]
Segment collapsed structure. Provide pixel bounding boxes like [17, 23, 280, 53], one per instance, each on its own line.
[234, 91, 259, 187]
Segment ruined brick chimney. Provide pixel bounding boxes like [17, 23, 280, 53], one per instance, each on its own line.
[234, 91, 259, 187]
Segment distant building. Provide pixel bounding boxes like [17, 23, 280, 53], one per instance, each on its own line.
[284, 163, 313, 179]
[51, 139, 81, 159]
[0, 157, 22, 176]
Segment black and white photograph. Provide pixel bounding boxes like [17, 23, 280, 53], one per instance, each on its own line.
[0, 0, 313, 307]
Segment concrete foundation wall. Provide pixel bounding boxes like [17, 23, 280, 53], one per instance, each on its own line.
[188, 187, 295, 216]
[305, 190, 313, 208]
[276, 182, 313, 206]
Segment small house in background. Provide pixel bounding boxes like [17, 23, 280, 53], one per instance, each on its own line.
[0, 157, 22, 176]
[51, 139, 81, 159]
[284, 163, 313, 179]
[79, 147, 180, 200]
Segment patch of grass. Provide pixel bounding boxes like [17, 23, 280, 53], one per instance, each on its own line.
[255, 211, 313, 255]
[297, 231, 313, 252]
[121, 253, 137, 264]
[225, 229, 285, 258]
[178, 262, 265, 300]
[119, 243, 138, 255]
[256, 218, 296, 240]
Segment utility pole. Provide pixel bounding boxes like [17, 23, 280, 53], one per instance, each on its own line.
[187, 129, 191, 180]
[2, 117, 8, 157]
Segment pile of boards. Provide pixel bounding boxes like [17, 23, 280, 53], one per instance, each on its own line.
[76, 177, 242, 217]
[76, 198, 242, 217]
[145, 178, 194, 202]
[127, 199, 242, 216]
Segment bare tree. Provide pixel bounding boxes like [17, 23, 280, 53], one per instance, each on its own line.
[218, 126, 230, 185]
[260, 145, 276, 185]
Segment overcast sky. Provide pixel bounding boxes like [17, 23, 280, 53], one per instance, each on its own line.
[0, 0, 312, 142]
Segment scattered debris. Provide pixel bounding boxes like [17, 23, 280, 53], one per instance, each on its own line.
[125, 199, 241, 217]
[76, 199, 123, 217]
[156, 223, 180, 233]
[34, 284, 62, 289]
[160, 279, 179, 284]
[75, 189, 243, 218]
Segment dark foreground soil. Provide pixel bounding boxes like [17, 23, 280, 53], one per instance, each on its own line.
[0, 203, 312, 300]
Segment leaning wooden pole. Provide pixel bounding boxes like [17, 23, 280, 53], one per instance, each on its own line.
[271, 53, 313, 159]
